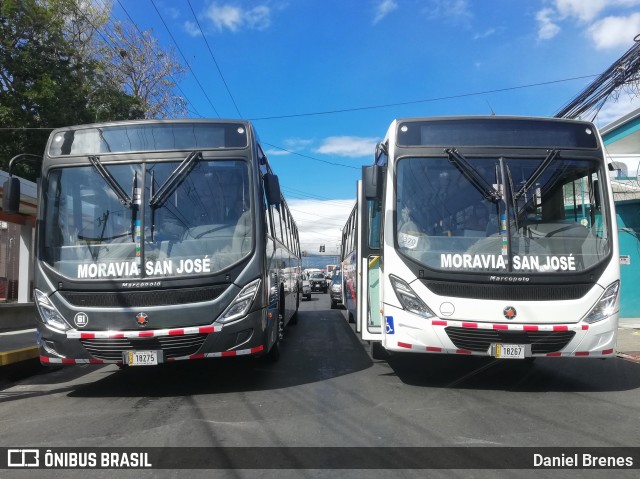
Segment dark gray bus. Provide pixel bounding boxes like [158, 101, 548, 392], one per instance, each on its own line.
[6, 120, 301, 366]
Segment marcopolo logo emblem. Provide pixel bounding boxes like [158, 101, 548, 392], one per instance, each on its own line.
[74, 312, 89, 328]
[136, 312, 148, 327]
[503, 306, 517, 320]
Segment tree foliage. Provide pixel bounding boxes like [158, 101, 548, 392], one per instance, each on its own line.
[99, 21, 188, 119]
[0, 0, 187, 180]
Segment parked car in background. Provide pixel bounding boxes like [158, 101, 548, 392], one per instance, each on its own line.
[309, 271, 328, 293]
[330, 273, 343, 309]
[301, 274, 311, 300]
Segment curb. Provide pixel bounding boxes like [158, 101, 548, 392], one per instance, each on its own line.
[0, 346, 39, 366]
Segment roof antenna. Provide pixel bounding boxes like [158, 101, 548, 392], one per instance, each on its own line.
[485, 100, 496, 116]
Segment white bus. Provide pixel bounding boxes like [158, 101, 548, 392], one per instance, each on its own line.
[4, 120, 301, 365]
[342, 116, 620, 360]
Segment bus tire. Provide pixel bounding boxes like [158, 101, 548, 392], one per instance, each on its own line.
[290, 293, 299, 325]
[262, 340, 280, 363]
[330, 300, 337, 309]
[370, 341, 390, 360]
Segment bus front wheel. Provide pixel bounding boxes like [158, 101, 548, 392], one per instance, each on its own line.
[370, 342, 390, 360]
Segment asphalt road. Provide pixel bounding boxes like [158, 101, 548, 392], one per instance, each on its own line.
[1, 292, 639, 478]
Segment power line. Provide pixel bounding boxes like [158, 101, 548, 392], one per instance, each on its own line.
[146, 0, 221, 117]
[249, 74, 600, 121]
[556, 41, 640, 120]
[186, 0, 243, 118]
[262, 141, 360, 170]
[282, 186, 354, 206]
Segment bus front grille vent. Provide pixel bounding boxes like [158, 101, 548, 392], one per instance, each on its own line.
[60, 286, 227, 308]
[444, 326, 576, 354]
[424, 281, 592, 301]
[80, 334, 207, 361]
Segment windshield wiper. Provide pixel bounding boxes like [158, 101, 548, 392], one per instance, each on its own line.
[148, 151, 202, 209]
[148, 151, 201, 242]
[514, 149, 560, 201]
[88, 155, 132, 208]
[505, 163, 519, 232]
[445, 149, 501, 203]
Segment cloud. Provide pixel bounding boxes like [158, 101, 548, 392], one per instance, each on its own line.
[284, 137, 314, 149]
[315, 136, 378, 158]
[536, 0, 640, 44]
[373, 0, 398, 25]
[183, 20, 202, 37]
[264, 148, 291, 156]
[287, 199, 354, 254]
[594, 94, 640, 127]
[473, 28, 496, 40]
[588, 12, 640, 49]
[423, 0, 471, 21]
[536, 8, 561, 40]
[554, 0, 640, 23]
[204, 3, 272, 32]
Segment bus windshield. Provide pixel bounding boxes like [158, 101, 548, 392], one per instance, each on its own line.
[42, 159, 253, 280]
[396, 154, 610, 274]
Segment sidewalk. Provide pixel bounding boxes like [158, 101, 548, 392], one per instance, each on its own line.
[616, 318, 640, 363]
[0, 329, 38, 366]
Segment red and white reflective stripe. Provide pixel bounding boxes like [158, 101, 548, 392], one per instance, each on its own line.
[395, 343, 615, 357]
[66, 325, 222, 339]
[429, 319, 588, 332]
[166, 345, 264, 362]
[41, 356, 106, 364]
[40, 345, 265, 365]
[545, 349, 615, 357]
[396, 342, 483, 356]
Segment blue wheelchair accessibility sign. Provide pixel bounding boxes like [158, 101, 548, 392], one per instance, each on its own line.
[385, 316, 395, 335]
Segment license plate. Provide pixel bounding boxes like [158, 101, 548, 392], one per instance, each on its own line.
[492, 343, 526, 359]
[124, 350, 159, 366]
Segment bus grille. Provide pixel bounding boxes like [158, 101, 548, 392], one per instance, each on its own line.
[444, 326, 576, 354]
[60, 286, 227, 308]
[424, 281, 592, 301]
[79, 334, 207, 361]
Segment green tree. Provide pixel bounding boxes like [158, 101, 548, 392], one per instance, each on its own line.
[0, 0, 142, 180]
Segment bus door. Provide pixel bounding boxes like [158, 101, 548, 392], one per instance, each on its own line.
[357, 175, 383, 341]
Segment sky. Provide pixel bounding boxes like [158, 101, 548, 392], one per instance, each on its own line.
[106, 0, 640, 255]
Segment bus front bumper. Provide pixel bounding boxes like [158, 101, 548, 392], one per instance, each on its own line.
[36, 308, 273, 365]
[380, 307, 619, 358]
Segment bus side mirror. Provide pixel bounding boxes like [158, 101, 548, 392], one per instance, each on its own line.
[264, 173, 281, 206]
[2, 177, 21, 213]
[363, 165, 383, 200]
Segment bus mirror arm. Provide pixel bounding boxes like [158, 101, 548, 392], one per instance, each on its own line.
[2, 153, 43, 214]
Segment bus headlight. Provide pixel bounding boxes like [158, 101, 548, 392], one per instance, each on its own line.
[389, 275, 435, 319]
[35, 289, 71, 332]
[582, 281, 619, 324]
[218, 279, 261, 324]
